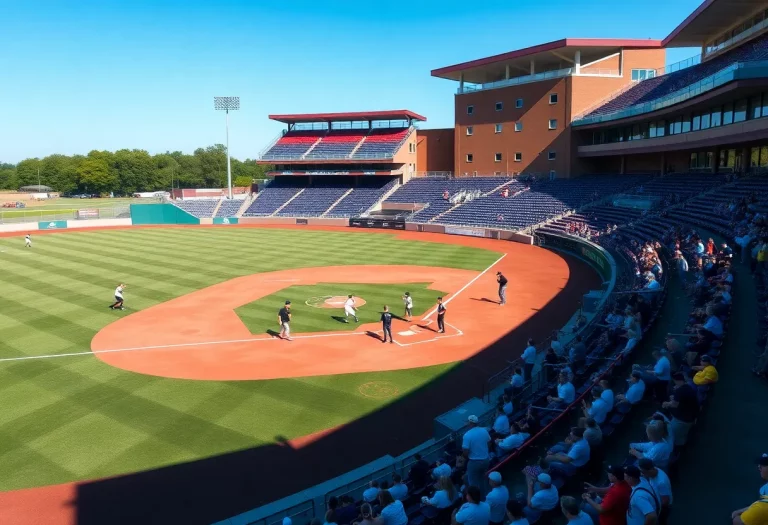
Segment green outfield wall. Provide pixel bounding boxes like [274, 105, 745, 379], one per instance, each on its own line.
[130, 204, 200, 225]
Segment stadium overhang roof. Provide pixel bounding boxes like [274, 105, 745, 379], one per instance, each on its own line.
[663, 0, 768, 47]
[431, 38, 662, 84]
[268, 110, 426, 124]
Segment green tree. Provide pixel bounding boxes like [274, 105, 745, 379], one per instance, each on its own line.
[113, 149, 155, 195]
[77, 157, 116, 194]
[0, 163, 17, 190]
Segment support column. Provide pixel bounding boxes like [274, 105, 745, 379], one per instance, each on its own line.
[620, 155, 626, 175]
[530, 60, 535, 75]
[660, 152, 666, 176]
[619, 50, 624, 76]
[574, 51, 581, 75]
[505, 65, 510, 80]
[459, 73, 464, 93]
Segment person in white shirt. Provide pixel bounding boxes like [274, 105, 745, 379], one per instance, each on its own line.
[388, 474, 408, 501]
[490, 408, 510, 437]
[547, 372, 575, 407]
[617, 371, 646, 405]
[362, 480, 380, 503]
[524, 473, 559, 523]
[545, 427, 590, 476]
[463, 415, 491, 493]
[343, 295, 359, 323]
[376, 491, 408, 525]
[522, 338, 537, 382]
[640, 350, 671, 401]
[485, 472, 509, 525]
[624, 466, 659, 525]
[453, 486, 491, 525]
[110, 283, 126, 310]
[599, 380, 615, 411]
[501, 394, 514, 416]
[495, 423, 530, 455]
[24, 234, 32, 248]
[505, 500, 529, 525]
[638, 459, 672, 522]
[402, 292, 413, 320]
[581, 386, 610, 425]
[559, 495, 595, 524]
[506, 368, 524, 398]
[432, 460, 451, 480]
[550, 331, 564, 357]
[629, 422, 672, 470]
[423, 476, 457, 509]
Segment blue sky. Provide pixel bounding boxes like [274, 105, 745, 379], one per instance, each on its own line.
[0, 0, 703, 163]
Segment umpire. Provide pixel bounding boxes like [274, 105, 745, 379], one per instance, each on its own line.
[496, 271, 508, 305]
[381, 305, 394, 344]
[436, 297, 446, 333]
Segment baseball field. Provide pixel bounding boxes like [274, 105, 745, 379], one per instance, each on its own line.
[0, 225, 595, 524]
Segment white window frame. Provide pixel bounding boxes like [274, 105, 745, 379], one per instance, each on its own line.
[495, 101, 503, 111]
[548, 119, 558, 130]
[515, 122, 523, 132]
[548, 151, 556, 161]
[467, 105, 474, 115]
[549, 170, 557, 179]
[494, 123, 503, 133]
[494, 152, 502, 162]
[514, 152, 522, 162]
[515, 98, 523, 108]
[549, 93, 558, 105]
[466, 126, 473, 136]
[466, 153, 474, 163]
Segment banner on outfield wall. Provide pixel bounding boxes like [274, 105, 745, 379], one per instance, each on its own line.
[38, 221, 68, 230]
[349, 217, 405, 230]
[296, 219, 309, 225]
[212, 217, 239, 225]
[76, 209, 100, 219]
[444, 226, 486, 238]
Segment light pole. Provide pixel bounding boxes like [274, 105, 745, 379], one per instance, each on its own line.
[214, 96, 240, 199]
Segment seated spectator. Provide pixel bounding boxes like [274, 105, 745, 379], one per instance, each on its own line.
[638, 458, 673, 524]
[505, 500, 529, 525]
[559, 495, 594, 524]
[547, 371, 575, 407]
[728, 454, 768, 525]
[432, 460, 452, 481]
[505, 368, 524, 398]
[388, 474, 408, 502]
[363, 481, 380, 503]
[661, 372, 699, 447]
[599, 379, 615, 411]
[523, 473, 559, 523]
[624, 465, 659, 525]
[352, 504, 375, 525]
[581, 386, 610, 425]
[550, 331, 564, 357]
[629, 420, 672, 469]
[495, 423, 530, 455]
[376, 490, 407, 525]
[408, 454, 430, 489]
[544, 427, 590, 476]
[325, 509, 339, 525]
[336, 496, 359, 525]
[695, 306, 724, 338]
[616, 371, 646, 405]
[692, 355, 719, 385]
[582, 465, 631, 524]
[423, 476, 457, 509]
[583, 418, 603, 448]
[637, 350, 671, 400]
[502, 394, 514, 416]
[453, 486, 491, 525]
[490, 407, 510, 437]
[486, 472, 510, 525]
[621, 328, 641, 357]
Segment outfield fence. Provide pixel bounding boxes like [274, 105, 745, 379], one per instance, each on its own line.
[0, 205, 132, 224]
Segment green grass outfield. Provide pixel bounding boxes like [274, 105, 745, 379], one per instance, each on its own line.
[0, 198, 150, 219]
[0, 227, 497, 491]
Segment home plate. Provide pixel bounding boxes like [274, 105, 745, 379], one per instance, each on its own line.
[398, 330, 418, 336]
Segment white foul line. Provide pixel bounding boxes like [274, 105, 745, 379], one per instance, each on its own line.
[421, 253, 507, 321]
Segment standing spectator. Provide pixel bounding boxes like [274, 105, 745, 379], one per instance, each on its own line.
[408, 454, 430, 489]
[662, 372, 699, 446]
[506, 368, 524, 398]
[453, 486, 491, 525]
[582, 465, 632, 524]
[568, 336, 587, 371]
[638, 459, 673, 524]
[624, 465, 659, 525]
[559, 496, 594, 524]
[550, 331, 564, 357]
[485, 472, 509, 525]
[463, 416, 492, 493]
[522, 339, 537, 382]
[675, 251, 689, 284]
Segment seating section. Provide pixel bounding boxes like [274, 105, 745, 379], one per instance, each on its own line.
[261, 131, 324, 160]
[330, 179, 398, 217]
[242, 181, 306, 216]
[216, 199, 243, 217]
[352, 128, 410, 159]
[308, 130, 367, 158]
[173, 199, 218, 218]
[277, 185, 349, 217]
[586, 33, 768, 118]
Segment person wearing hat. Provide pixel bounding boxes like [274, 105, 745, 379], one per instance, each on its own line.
[462, 415, 492, 493]
[559, 495, 593, 524]
[402, 292, 413, 320]
[496, 272, 508, 306]
[453, 485, 491, 525]
[282, 518, 292, 525]
[343, 294, 359, 323]
[278, 300, 292, 341]
[692, 355, 719, 386]
[582, 465, 631, 525]
[731, 454, 768, 524]
[486, 472, 509, 525]
[616, 370, 646, 406]
[523, 472, 559, 522]
[662, 372, 698, 447]
[638, 458, 672, 524]
[624, 465, 659, 525]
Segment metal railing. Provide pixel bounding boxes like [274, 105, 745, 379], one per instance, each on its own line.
[573, 60, 768, 126]
[705, 16, 768, 58]
[460, 68, 574, 94]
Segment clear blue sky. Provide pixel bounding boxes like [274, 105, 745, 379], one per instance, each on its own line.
[0, 0, 703, 163]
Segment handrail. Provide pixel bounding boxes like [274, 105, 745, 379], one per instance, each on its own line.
[704, 16, 768, 58]
[460, 68, 574, 94]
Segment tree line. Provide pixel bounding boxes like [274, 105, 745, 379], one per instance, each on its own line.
[0, 145, 274, 195]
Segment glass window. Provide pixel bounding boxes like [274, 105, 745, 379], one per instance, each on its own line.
[466, 153, 473, 163]
[466, 126, 473, 136]
[514, 152, 522, 162]
[632, 124, 641, 140]
[735, 99, 748, 122]
[706, 151, 713, 169]
[690, 153, 698, 169]
[467, 105, 474, 115]
[515, 121, 523, 132]
[649, 121, 657, 138]
[682, 117, 691, 133]
[549, 93, 558, 104]
[516, 98, 523, 108]
[723, 103, 734, 125]
[701, 113, 711, 129]
[668, 120, 675, 135]
[719, 149, 728, 168]
[751, 95, 763, 119]
[657, 120, 665, 137]
[495, 123, 503, 133]
[548, 151, 556, 160]
[674, 117, 683, 135]
[751, 147, 760, 167]
[711, 108, 722, 127]
[692, 114, 701, 131]
[762, 92, 768, 117]
[495, 102, 503, 111]
[548, 119, 558, 130]
[494, 152, 502, 162]
[727, 149, 736, 168]
[641, 123, 650, 139]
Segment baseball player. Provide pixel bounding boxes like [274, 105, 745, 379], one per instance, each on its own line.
[278, 300, 292, 341]
[496, 272, 508, 306]
[380, 305, 394, 344]
[436, 297, 446, 333]
[402, 292, 413, 320]
[109, 283, 126, 310]
[343, 294, 359, 323]
[24, 234, 32, 248]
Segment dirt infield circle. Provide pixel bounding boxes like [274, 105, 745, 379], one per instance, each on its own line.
[307, 295, 367, 309]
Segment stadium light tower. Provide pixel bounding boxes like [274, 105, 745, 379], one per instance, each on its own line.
[214, 96, 240, 199]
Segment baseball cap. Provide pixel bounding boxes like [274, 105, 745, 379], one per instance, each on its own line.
[624, 465, 641, 478]
[631, 370, 643, 379]
[496, 271, 502, 275]
[607, 465, 625, 478]
[285, 300, 291, 305]
[488, 472, 502, 483]
[537, 473, 552, 484]
[468, 415, 479, 424]
[758, 454, 768, 466]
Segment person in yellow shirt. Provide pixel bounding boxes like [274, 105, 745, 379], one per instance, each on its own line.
[692, 355, 719, 386]
[733, 496, 768, 524]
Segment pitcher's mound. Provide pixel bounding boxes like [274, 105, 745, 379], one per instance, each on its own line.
[306, 295, 367, 309]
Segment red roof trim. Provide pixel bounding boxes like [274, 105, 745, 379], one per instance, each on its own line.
[431, 38, 663, 78]
[662, 0, 716, 46]
[268, 110, 426, 123]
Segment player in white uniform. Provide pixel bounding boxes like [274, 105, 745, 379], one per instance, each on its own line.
[110, 283, 126, 310]
[24, 234, 32, 248]
[402, 292, 413, 320]
[343, 295, 359, 323]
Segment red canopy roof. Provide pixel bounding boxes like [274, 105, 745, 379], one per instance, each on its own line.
[662, 0, 762, 47]
[268, 110, 426, 124]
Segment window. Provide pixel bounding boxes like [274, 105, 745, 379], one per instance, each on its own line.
[466, 126, 473, 136]
[495, 102, 503, 111]
[514, 152, 522, 162]
[515, 121, 523, 132]
[548, 119, 558, 130]
[631, 69, 656, 81]
[467, 105, 474, 115]
[751, 95, 763, 120]
[494, 123, 503, 133]
[466, 153, 473, 163]
[516, 98, 523, 108]
[548, 151, 556, 161]
[649, 122, 657, 138]
[549, 93, 558, 105]
[701, 113, 711, 130]
[549, 170, 557, 180]
[494, 152, 502, 162]
[656, 120, 665, 137]
[711, 108, 722, 127]
[735, 99, 748, 122]
[692, 114, 701, 131]
[762, 92, 768, 117]
[723, 103, 734, 125]
[682, 117, 691, 134]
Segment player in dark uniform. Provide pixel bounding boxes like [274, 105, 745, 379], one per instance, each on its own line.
[496, 271, 508, 306]
[278, 300, 292, 341]
[380, 305, 394, 344]
[436, 297, 446, 333]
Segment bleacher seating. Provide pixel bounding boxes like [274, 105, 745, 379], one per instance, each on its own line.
[261, 131, 324, 160]
[308, 130, 367, 158]
[216, 199, 243, 217]
[242, 181, 305, 216]
[276, 185, 349, 217]
[330, 179, 398, 217]
[352, 128, 410, 159]
[586, 33, 768, 118]
[173, 199, 218, 218]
